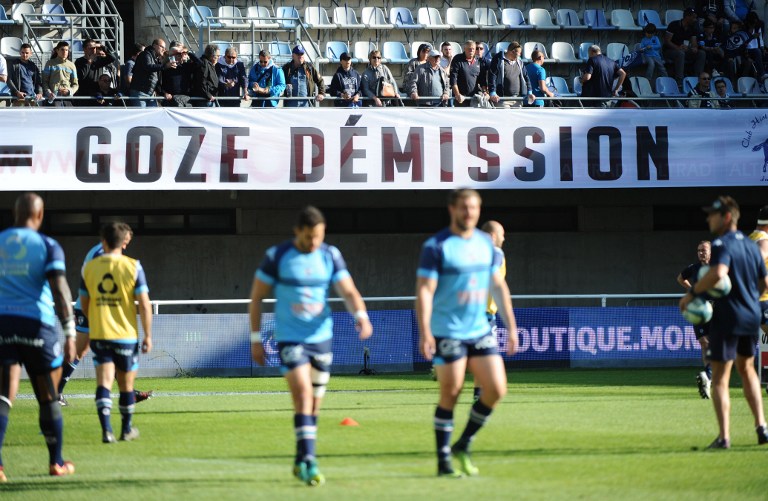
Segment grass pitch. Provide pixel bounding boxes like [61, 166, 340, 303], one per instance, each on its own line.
[1, 368, 766, 500]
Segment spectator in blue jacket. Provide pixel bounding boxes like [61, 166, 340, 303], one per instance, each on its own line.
[248, 49, 286, 108]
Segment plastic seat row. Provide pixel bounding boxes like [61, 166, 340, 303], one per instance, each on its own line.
[188, 6, 682, 32]
[1, 3, 69, 25]
[1, 35, 84, 58]
[630, 75, 759, 98]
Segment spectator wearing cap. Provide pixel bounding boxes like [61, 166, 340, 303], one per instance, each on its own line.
[328, 52, 361, 107]
[248, 49, 286, 108]
[487, 41, 534, 109]
[408, 49, 450, 107]
[216, 47, 249, 107]
[42, 41, 78, 107]
[403, 43, 431, 96]
[282, 45, 325, 107]
[664, 8, 707, 85]
[449, 40, 483, 106]
[192, 44, 220, 107]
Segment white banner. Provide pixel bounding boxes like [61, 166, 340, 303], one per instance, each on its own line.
[1, 108, 767, 190]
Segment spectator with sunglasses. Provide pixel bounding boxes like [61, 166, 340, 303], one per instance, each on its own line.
[216, 47, 249, 107]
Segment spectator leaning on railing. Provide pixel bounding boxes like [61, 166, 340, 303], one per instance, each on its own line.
[129, 39, 168, 107]
[409, 49, 450, 107]
[282, 45, 325, 108]
[74, 39, 116, 106]
[328, 52, 361, 108]
[687, 72, 720, 108]
[42, 42, 78, 107]
[7, 44, 43, 106]
[192, 44, 220, 107]
[361, 49, 400, 107]
[216, 47, 249, 107]
[487, 42, 534, 109]
[248, 49, 285, 108]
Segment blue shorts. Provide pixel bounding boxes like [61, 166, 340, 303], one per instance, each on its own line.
[74, 308, 89, 333]
[90, 340, 139, 372]
[706, 333, 758, 362]
[0, 315, 63, 375]
[760, 301, 768, 325]
[276, 339, 333, 374]
[433, 332, 499, 365]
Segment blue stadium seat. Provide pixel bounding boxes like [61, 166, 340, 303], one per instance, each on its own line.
[188, 6, 221, 28]
[501, 8, 532, 30]
[546, 76, 577, 97]
[275, 6, 301, 29]
[529, 9, 560, 30]
[361, 7, 393, 29]
[578, 42, 594, 61]
[494, 41, 511, 55]
[41, 3, 66, 24]
[390, 7, 422, 29]
[583, 9, 615, 30]
[655, 76, 685, 96]
[611, 9, 641, 31]
[382, 41, 409, 63]
[711, 76, 735, 95]
[556, 9, 587, 30]
[326, 41, 351, 63]
[473, 8, 505, 30]
[638, 10, 666, 30]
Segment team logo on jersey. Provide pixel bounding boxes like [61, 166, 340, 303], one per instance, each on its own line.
[281, 344, 304, 363]
[98, 273, 119, 294]
[474, 333, 498, 350]
[438, 339, 462, 357]
[1, 234, 27, 260]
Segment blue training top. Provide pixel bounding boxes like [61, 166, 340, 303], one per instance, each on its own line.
[74, 242, 104, 310]
[709, 230, 768, 336]
[256, 240, 350, 343]
[417, 228, 500, 340]
[0, 227, 66, 326]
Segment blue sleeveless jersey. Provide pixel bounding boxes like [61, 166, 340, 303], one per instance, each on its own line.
[417, 228, 500, 339]
[0, 227, 66, 326]
[256, 241, 351, 343]
[74, 243, 104, 310]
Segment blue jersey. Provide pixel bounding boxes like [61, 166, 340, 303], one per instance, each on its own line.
[256, 241, 351, 344]
[709, 230, 768, 336]
[74, 243, 104, 310]
[0, 227, 66, 326]
[418, 228, 500, 340]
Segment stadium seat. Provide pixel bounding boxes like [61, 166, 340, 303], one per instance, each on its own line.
[218, 6, 249, 28]
[298, 40, 327, 65]
[41, 3, 66, 24]
[0, 35, 22, 57]
[711, 76, 735, 95]
[361, 7, 393, 29]
[326, 41, 352, 63]
[473, 8, 505, 30]
[556, 9, 586, 30]
[70, 39, 84, 59]
[583, 9, 615, 30]
[189, 5, 220, 28]
[523, 42, 555, 63]
[738, 76, 765, 96]
[572, 76, 582, 95]
[35, 38, 54, 58]
[606, 43, 629, 63]
[410, 40, 432, 59]
[529, 9, 560, 30]
[501, 8, 532, 30]
[238, 42, 260, 65]
[611, 9, 641, 31]
[546, 76, 577, 97]
[11, 3, 40, 25]
[578, 42, 594, 61]
[630, 76, 660, 98]
[305, 6, 337, 29]
[210, 40, 232, 55]
[665, 9, 684, 26]
[638, 10, 666, 30]
[268, 41, 292, 65]
[494, 41, 510, 55]
[354, 41, 376, 61]
[390, 7, 422, 29]
[682, 76, 699, 94]
[275, 6, 301, 29]
[418, 7, 450, 29]
[381, 41, 408, 63]
[0, 7, 13, 26]
[246, 6, 279, 29]
[446, 8, 476, 29]
[333, 7, 365, 29]
[551, 42, 581, 63]
[655, 76, 685, 96]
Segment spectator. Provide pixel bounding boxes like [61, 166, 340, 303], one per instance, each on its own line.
[42, 42, 78, 107]
[744, 11, 766, 80]
[120, 42, 145, 95]
[725, 0, 756, 23]
[161, 44, 196, 107]
[130, 39, 168, 107]
[724, 20, 753, 79]
[713, 76, 734, 107]
[96, 46, 119, 88]
[697, 0, 729, 35]
[7, 43, 43, 106]
[408, 49, 450, 107]
[74, 39, 116, 106]
[248, 49, 286, 108]
[403, 43, 431, 93]
[640, 23, 670, 82]
[0, 54, 9, 106]
[580, 44, 626, 107]
[699, 19, 726, 74]
[192, 44, 220, 107]
[449, 40, 483, 106]
[328, 52, 361, 108]
[282, 45, 325, 107]
[439, 42, 453, 76]
[526, 50, 554, 107]
[216, 47, 249, 107]
[687, 72, 720, 107]
[475, 41, 489, 91]
[361, 49, 400, 107]
[664, 8, 708, 84]
[93, 73, 122, 107]
[487, 42, 534, 108]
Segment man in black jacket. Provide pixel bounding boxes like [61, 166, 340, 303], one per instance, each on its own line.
[129, 39, 168, 107]
[74, 39, 116, 106]
[192, 44, 220, 107]
[7, 43, 42, 106]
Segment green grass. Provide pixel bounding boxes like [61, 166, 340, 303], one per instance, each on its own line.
[1, 368, 767, 500]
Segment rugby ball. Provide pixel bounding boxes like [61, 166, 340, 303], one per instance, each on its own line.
[682, 297, 713, 325]
[697, 265, 732, 298]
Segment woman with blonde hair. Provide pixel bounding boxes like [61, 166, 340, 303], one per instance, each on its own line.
[361, 50, 400, 107]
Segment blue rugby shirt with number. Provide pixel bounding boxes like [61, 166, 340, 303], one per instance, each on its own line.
[0, 228, 66, 326]
[417, 228, 500, 340]
[80, 254, 148, 342]
[256, 241, 350, 344]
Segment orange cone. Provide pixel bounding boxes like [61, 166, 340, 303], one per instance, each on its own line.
[340, 417, 359, 426]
